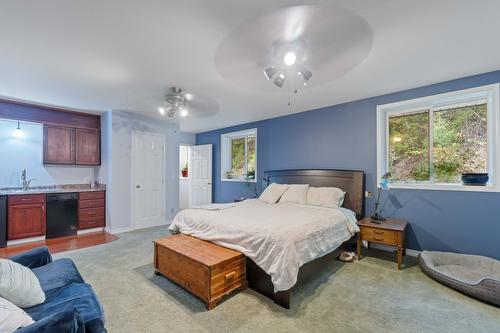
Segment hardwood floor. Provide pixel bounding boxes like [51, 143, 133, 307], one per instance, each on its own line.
[0, 232, 118, 258]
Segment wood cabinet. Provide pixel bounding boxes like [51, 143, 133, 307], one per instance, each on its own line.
[75, 129, 100, 165]
[44, 125, 100, 166]
[78, 191, 106, 230]
[8, 195, 46, 240]
[43, 125, 74, 164]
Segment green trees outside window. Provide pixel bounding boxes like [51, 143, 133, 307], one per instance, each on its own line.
[388, 103, 487, 183]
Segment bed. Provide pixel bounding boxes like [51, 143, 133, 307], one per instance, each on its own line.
[169, 169, 365, 308]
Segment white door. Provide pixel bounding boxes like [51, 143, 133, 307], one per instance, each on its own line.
[190, 144, 212, 207]
[132, 132, 165, 229]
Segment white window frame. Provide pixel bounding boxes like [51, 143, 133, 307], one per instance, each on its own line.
[376, 83, 500, 192]
[221, 128, 257, 182]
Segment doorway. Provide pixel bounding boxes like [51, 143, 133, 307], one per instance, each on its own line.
[179, 145, 191, 210]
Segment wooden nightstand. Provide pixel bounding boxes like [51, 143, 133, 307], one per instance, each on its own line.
[357, 217, 408, 270]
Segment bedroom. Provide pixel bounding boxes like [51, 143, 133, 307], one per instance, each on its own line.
[0, 1, 499, 332]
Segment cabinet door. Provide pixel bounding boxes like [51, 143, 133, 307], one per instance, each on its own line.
[43, 125, 75, 164]
[8, 203, 46, 240]
[75, 129, 100, 165]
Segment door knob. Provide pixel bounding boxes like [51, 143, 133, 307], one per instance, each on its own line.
[136, 185, 141, 189]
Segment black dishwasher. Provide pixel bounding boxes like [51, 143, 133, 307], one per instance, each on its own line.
[46, 193, 78, 239]
[0, 196, 6, 247]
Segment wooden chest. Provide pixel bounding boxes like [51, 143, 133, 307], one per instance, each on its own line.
[153, 235, 247, 309]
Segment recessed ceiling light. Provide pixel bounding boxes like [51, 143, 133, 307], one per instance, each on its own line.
[283, 52, 296, 66]
[180, 109, 188, 117]
[185, 93, 193, 100]
[158, 107, 165, 115]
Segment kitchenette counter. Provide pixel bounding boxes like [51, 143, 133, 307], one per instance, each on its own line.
[0, 185, 106, 196]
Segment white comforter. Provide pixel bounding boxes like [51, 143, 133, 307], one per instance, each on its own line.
[168, 199, 359, 292]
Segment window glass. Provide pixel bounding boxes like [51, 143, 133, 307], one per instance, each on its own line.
[433, 103, 487, 183]
[231, 138, 245, 177]
[388, 111, 430, 182]
[246, 136, 256, 177]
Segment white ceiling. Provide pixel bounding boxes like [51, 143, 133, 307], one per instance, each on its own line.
[1, 0, 500, 133]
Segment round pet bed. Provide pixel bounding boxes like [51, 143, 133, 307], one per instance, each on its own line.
[418, 251, 500, 307]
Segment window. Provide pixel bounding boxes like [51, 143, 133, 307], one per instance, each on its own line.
[377, 84, 500, 191]
[221, 128, 257, 182]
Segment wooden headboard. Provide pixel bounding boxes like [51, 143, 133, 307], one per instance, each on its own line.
[263, 169, 365, 219]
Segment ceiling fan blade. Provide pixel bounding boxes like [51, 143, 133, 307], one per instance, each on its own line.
[186, 94, 220, 118]
[214, 4, 372, 90]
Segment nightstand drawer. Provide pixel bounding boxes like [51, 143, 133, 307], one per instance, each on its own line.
[361, 227, 397, 245]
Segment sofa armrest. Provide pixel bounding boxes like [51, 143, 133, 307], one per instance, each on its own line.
[16, 309, 85, 333]
[10, 246, 53, 269]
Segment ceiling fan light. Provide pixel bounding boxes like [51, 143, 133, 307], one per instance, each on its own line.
[180, 108, 188, 117]
[301, 68, 312, 82]
[283, 52, 296, 66]
[167, 108, 176, 118]
[158, 107, 165, 115]
[185, 93, 193, 100]
[264, 66, 278, 80]
[273, 72, 286, 88]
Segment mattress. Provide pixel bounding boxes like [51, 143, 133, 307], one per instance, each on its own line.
[169, 199, 359, 291]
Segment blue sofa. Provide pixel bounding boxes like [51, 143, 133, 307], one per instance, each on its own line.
[9, 247, 106, 333]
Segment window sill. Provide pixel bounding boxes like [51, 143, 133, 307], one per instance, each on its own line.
[221, 178, 257, 183]
[179, 177, 189, 180]
[384, 183, 500, 192]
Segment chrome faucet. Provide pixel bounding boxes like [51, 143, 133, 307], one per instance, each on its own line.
[21, 168, 33, 191]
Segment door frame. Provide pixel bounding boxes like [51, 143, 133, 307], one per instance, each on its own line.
[130, 130, 166, 230]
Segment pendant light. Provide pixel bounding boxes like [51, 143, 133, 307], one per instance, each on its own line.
[12, 121, 24, 138]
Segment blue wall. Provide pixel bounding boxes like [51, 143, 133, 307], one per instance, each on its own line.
[196, 70, 500, 258]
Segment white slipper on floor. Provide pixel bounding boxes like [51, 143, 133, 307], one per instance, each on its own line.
[337, 251, 357, 262]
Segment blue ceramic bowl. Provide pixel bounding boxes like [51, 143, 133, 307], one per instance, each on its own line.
[461, 173, 489, 186]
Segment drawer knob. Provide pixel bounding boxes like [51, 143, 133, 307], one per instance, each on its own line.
[373, 237, 384, 242]
[374, 231, 384, 235]
[225, 271, 236, 280]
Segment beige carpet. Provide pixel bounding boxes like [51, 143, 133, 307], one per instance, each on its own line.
[54, 227, 500, 333]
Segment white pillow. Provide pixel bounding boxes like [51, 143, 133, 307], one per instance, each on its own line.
[306, 187, 346, 208]
[0, 259, 45, 308]
[0, 297, 34, 332]
[259, 183, 289, 204]
[279, 184, 309, 204]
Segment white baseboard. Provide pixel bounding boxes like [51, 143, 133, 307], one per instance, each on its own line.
[7, 236, 45, 246]
[77, 227, 104, 235]
[107, 221, 171, 235]
[107, 226, 134, 235]
[369, 243, 420, 257]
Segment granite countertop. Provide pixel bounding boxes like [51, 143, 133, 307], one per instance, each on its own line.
[0, 184, 106, 196]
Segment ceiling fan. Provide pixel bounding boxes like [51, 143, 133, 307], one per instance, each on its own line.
[158, 87, 191, 118]
[157, 87, 220, 119]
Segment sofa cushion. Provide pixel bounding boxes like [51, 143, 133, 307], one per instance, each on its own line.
[32, 259, 84, 293]
[25, 283, 105, 333]
[9, 247, 53, 270]
[0, 259, 45, 308]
